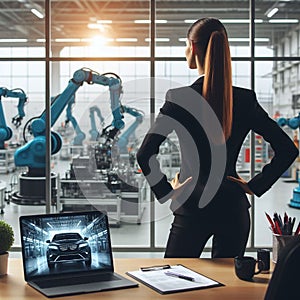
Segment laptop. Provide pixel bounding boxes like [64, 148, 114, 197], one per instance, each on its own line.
[19, 210, 138, 297]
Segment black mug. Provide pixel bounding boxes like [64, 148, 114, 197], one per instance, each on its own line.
[257, 249, 270, 272]
[234, 256, 264, 281]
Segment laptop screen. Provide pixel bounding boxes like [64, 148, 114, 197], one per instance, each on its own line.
[19, 210, 114, 281]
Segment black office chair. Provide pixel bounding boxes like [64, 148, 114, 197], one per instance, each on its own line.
[264, 235, 300, 300]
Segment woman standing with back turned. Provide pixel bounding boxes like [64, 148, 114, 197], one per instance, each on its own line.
[136, 18, 298, 258]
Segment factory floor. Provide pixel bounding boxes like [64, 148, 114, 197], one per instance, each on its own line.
[1, 157, 300, 258]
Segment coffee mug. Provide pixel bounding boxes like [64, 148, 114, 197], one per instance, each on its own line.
[257, 248, 270, 272]
[234, 256, 264, 281]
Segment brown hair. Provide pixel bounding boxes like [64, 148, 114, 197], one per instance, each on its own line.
[187, 18, 233, 140]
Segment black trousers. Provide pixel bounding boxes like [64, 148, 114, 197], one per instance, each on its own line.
[164, 205, 250, 258]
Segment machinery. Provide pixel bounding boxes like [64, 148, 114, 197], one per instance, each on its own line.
[57, 95, 86, 159]
[117, 105, 144, 154]
[0, 87, 28, 149]
[65, 95, 86, 146]
[277, 113, 300, 130]
[11, 68, 124, 205]
[58, 99, 147, 224]
[0, 87, 28, 175]
[277, 114, 300, 208]
[89, 105, 105, 141]
[89, 105, 144, 193]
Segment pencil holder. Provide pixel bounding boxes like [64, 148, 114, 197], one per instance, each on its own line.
[272, 233, 298, 263]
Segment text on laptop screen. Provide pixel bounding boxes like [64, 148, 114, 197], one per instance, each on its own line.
[20, 211, 113, 279]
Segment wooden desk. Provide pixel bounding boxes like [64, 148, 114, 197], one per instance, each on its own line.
[0, 258, 272, 300]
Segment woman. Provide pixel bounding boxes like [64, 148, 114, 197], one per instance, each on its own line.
[136, 18, 298, 258]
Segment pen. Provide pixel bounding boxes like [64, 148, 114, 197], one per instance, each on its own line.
[165, 271, 195, 282]
[273, 212, 283, 229]
[265, 212, 275, 232]
[274, 220, 282, 235]
[291, 217, 296, 234]
[141, 265, 171, 272]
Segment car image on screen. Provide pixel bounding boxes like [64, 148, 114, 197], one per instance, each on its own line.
[46, 233, 92, 269]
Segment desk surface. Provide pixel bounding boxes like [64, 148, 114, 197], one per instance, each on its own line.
[1, 258, 272, 300]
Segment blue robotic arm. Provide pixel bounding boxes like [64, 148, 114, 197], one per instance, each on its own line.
[14, 68, 124, 169]
[277, 114, 300, 130]
[0, 87, 28, 149]
[65, 95, 86, 146]
[117, 105, 144, 154]
[89, 105, 105, 141]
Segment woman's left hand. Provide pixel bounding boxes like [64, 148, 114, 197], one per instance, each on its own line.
[170, 172, 192, 200]
[227, 175, 254, 195]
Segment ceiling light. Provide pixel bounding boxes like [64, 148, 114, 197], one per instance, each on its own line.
[255, 38, 270, 42]
[31, 8, 44, 19]
[228, 37, 270, 42]
[184, 20, 196, 24]
[178, 38, 187, 42]
[115, 38, 138, 42]
[97, 20, 112, 24]
[80, 38, 92, 42]
[0, 39, 28, 43]
[145, 38, 170, 42]
[88, 24, 103, 29]
[269, 19, 299, 23]
[134, 20, 150, 24]
[267, 7, 279, 18]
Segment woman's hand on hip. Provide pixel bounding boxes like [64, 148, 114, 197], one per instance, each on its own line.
[227, 175, 254, 195]
[170, 172, 192, 201]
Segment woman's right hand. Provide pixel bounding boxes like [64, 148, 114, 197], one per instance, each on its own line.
[227, 175, 254, 195]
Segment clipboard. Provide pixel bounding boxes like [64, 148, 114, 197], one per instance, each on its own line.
[126, 264, 224, 294]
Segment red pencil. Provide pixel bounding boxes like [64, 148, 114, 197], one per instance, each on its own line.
[265, 212, 275, 232]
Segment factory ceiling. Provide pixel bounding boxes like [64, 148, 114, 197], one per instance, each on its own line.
[0, 0, 299, 49]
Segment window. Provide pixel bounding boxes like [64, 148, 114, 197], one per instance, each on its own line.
[0, 0, 299, 254]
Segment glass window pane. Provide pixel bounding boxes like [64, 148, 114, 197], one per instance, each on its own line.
[156, 0, 250, 57]
[255, 0, 300, 57]
[51, 1, 150, 57]
[51, 61, 151, 247]
[232, 61, 251, 88]
[254, 60, 300, 248]
[154, 61, 252, 250]
[1, 0, 299, 253]
[0, 61, 46, 247]
[0, 1, 45, 57]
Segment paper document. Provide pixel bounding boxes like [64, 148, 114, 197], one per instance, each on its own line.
[126, 264, 223, 294]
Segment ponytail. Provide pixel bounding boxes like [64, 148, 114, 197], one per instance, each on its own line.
[202, 31, 233, 140]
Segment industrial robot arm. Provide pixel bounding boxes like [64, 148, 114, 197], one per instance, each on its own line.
[65, 95, 86, 146]
[117, 105, 144, 154]
[89, 105, 105, 141]
[0, 87, 28, 149]
[277, 113, 300, 130]
[14, 68, 124, 169]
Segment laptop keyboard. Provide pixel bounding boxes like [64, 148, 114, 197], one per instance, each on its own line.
[35, 273, 121, 289]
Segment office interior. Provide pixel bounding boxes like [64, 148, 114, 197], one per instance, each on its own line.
[0, 0, 300, 258]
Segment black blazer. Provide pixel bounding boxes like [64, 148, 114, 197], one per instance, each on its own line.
[136, 77, 298, 211]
